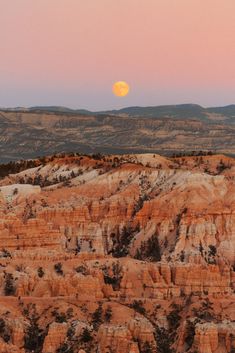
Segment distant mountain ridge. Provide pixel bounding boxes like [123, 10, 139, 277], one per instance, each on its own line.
[1, 103, 235, 162]
[2, 103, 235, 121]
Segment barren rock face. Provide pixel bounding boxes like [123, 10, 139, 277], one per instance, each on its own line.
[0, 152, 234, 353]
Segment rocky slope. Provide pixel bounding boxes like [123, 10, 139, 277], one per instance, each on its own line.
[1, 105, 235, 162]
[0, 152, 234, 353]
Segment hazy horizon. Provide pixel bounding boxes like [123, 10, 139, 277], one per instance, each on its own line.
[1, 102, 235, 112]
[1, 0, 235, 110]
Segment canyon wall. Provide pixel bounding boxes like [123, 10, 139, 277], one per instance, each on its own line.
[0, 153, 234, 352]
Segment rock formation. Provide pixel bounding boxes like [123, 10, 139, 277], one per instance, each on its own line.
[0, 152, 234, 352]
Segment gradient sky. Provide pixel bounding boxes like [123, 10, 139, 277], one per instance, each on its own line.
[0, 0, 235, 110]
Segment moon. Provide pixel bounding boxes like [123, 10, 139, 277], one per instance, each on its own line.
[112, 81, 130, 97]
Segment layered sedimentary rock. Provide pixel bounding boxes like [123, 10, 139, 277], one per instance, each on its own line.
[193, 322, 235, 353]
[42, 322, 68, 353]
[0, 153, 234, 353]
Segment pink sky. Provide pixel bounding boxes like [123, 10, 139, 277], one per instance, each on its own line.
[0, 0, 235, 109]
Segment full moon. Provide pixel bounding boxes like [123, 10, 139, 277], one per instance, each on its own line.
[112, 81, 130, 97]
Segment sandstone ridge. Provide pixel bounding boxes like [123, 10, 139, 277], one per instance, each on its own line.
[0, 152, 234, 353]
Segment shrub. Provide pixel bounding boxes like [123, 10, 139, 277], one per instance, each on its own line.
[52, 310, 67, 323]
[0, 318, 5, 334]
[13, 188, 18, 195]
[208, 245, 217, 257]
[81, 327, 92, 343]
[132, 195, 148, 217]
[112, 224, 139, 257]
[22, 203, 35, 223]
[92, 303, 103, 330]
[4, 273, 16, 296]
[216, 160, 229, 173]
[180, 251, 185, 262]
[54, 262, 63, 275]
[104, 306, 112, 322]
[155, 326, 174, 353]
[0, 318, 11, 343]
[167, 304, 182, 331]
[193, 299, 214, 321]
[135, 234, 161, 262]
[103, 262, 123, 291]
[75, 265, 89, 275]
[37, 267, 45, 278]
[130, 300, 146, 315]
[15, 264, 25, 272]
[1, 249, 11, 258]
[66, 308, 73, 319]
[91, 153, 103, 160]
[67, 326, 75, 339]
[141, 341, 154, 353]
[185, 320, 196, 349]
[24, 304, 46, 353]
[199, 242, 204, 255]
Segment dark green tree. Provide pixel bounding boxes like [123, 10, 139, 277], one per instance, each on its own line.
[4, 273, 16, 296]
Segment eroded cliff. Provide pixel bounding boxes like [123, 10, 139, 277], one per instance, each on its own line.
[0, 152, 234, 353]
